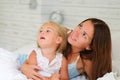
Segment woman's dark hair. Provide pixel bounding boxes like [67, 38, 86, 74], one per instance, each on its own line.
[80, 18, 112, 80]
[63, 39, 72, 59]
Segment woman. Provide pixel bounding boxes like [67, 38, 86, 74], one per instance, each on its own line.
[79, 18, 112, 80]
[20, 18, 112, 80]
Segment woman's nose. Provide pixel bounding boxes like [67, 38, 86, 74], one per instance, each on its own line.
[78, 28, 84, 36]
[74, 30, 81, 38]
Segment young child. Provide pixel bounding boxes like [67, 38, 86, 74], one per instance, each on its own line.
[26, 21, 69, 80]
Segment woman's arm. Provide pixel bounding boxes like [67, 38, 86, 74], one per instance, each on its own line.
[20, 51, 45, 80]
[20, 60, 44, 80]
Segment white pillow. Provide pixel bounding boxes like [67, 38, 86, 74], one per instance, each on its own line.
[0, 48, 19, 79]
[111, 31, 120, 77]
[97, 72, 116, 80]
[13, 42, 37, 55]
[13, 43, 37, 66]
[112, 60, 120, 77]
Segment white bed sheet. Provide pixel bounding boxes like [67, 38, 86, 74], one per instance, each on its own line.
[0, 48, 28, 80]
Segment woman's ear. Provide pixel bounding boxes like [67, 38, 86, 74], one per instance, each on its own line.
[56, 37, 63, 44]
[85, 45, 91, 50]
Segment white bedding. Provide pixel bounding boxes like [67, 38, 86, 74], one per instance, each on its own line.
[0, 42, 38, 80]
[0, 48, 27, 80]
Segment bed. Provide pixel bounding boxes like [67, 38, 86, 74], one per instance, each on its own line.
[0, 31, 120, 80]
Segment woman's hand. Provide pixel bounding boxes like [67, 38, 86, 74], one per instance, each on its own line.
[20, 61, 44, 80]
[20, 61, 60, 80]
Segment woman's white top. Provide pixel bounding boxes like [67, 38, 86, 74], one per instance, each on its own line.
[33, 48, 63, 77]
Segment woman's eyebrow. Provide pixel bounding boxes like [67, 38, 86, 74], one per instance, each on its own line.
[78, 24, 82, 27]
[79, 24, 90, 39]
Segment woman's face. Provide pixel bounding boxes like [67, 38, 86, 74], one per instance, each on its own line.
[68, 20, 94, 51]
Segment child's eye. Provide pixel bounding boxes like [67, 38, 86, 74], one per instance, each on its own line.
[40, 30, 42, 33]
[46, 30, 51, 32]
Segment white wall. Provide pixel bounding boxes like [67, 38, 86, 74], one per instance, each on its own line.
[41, 0, 120, 31]
[0, 0, 120, 51]
[0, 0, 42, 51]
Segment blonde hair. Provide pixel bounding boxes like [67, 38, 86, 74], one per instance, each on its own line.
[37, 21, 67, 53]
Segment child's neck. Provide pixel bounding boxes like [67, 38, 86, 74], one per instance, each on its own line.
[41, 48, 56, 62]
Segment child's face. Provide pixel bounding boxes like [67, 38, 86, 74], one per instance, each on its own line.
[37, 23, 62, 48]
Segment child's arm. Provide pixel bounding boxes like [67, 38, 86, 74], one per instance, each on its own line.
[60, 56, 69, 80]
[27, 50, 37, 65]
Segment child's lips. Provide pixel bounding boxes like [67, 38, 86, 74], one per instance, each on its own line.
[40, 36, 45, 39]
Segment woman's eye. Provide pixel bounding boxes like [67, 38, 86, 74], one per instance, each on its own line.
[82, 32, 87, 39]
[79, 24, 82, 30]
[79, 26, 82, 30]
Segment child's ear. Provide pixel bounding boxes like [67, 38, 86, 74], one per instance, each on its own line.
[56, 37, 63, 44]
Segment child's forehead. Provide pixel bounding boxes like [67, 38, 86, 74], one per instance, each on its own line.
[41, 23, 56, 29]
[45, 22, 56, 26]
